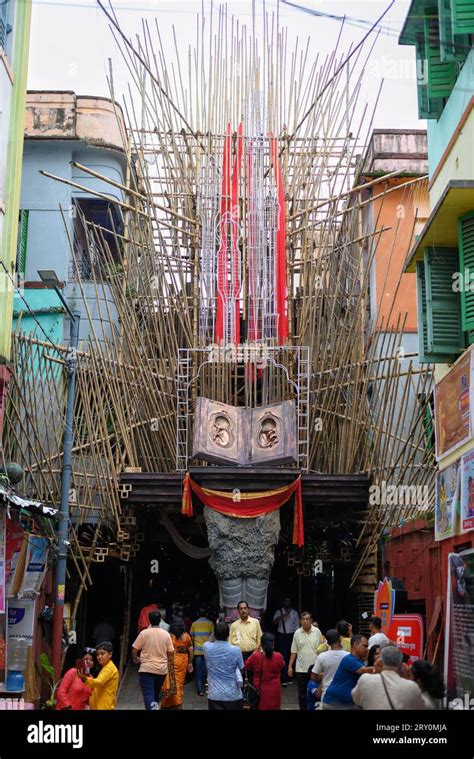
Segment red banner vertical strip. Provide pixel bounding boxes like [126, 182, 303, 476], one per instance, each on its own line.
[216, 124, 232, 343]
[271, 137, 289, 345]
[231, 123, 243, 344]
[247, 143, 258, 343]
[292, 477, 304, 547]
[181, 472, 193, 516]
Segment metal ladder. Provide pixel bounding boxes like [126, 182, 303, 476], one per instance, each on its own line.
[176, 349, 191, 471]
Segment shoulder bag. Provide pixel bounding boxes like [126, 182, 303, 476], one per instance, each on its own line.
[244, 653, 265, 709]
[380, 672, 396, 710]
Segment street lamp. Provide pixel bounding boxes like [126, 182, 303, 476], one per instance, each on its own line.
[38, 269, 81, 680]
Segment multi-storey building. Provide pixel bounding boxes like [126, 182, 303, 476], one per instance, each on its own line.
[0, 0, 32, 437]
[392, 0, 474, 672]
[13, 91, 128, 348]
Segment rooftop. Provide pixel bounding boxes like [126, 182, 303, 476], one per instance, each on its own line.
[357, 129, 428, 178]
[24, 91, 127, 153]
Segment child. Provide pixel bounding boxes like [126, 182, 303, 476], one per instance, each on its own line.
[79, 641, 119, 710]
[306, 665, 320, 711]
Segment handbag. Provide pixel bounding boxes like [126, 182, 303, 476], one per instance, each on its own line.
[244, 653, 265, 709]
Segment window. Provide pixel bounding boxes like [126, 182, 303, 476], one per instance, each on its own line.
[458, 211, 474, 331]
[424, 13, 458, 99]
[416, 214, 474, 363]
[69, 198, 124, 282]
[0, 0, 9, 51]
[15, 209, 28, 277]
[439, 0, 471, 61]
[451, 0, 474, 34]
[412, 5, 471, 120]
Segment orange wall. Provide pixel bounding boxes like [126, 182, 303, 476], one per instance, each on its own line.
[372, 178, 428, 333]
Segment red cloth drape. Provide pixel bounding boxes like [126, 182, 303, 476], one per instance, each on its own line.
[216, 124, 232, 343]
[216, 124, 243, 344]
[181, 473, 304, 547]
[231, 123, 243, 344]
[270, 135, 288, 345]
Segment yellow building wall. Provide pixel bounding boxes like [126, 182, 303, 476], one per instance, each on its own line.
[430, 105, 474, 208]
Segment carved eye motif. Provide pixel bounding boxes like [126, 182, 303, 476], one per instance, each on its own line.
[210, 412, 234, 448]
[257, 414, 279, 449]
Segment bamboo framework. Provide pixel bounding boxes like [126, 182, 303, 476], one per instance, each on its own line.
[2, 1, 436, 596]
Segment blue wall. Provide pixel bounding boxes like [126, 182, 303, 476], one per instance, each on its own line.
[428, 50, 474, 177]
[14, 140, 126, 347]
[12, 289, 64, 345]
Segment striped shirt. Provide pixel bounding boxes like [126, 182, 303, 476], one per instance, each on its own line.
[190, 617, 214, 655]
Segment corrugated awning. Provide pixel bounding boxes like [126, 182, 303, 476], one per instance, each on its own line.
[0, 483, 59, 520]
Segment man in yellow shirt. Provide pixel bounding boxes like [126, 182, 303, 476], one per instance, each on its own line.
[229, 601, 262, 666]
[81, 641, 119, 710]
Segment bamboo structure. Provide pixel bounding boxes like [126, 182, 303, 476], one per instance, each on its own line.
[2, 1, 435, 598]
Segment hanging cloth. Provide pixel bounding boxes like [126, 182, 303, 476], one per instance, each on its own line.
[181, 473, 304, 547]
[160, 513, 211, 560]
[270, 134, 289, 345]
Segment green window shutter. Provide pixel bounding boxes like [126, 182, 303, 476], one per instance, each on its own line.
[424, 15, 458, 98]
[416, 261, 454, 362]
[16, 209, 29, 276]
[415, 34, 445, 119]
[438, 0, 470, 60]
[452, 0, 474, 34]
[459, 211, 474, 331]
[417, 81, 445, 119]
[425, 247, 464, 355]
[422, 395, 435, 452]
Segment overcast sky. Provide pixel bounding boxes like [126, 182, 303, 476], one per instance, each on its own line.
[28, 0, 423, 132]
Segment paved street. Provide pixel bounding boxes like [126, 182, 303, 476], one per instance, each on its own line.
[117, 664, 299, 711]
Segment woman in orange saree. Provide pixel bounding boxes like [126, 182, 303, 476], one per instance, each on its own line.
[161, 621, 193, 710]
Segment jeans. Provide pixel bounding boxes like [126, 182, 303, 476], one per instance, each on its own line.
[139, 672, 166, 710]
[275, 633, 293, 683]
[194, 655, 207, 695]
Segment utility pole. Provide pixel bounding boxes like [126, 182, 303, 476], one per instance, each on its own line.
[38, 271, 81, 680]
[51, 308, 80, 680]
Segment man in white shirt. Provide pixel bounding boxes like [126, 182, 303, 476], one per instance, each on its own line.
[311, 629, 348, 706]
[288, 611, 323, 709]
[368, 616, 390, 649]
[352, 645, 426, 710]
[273, 597, 299, 685]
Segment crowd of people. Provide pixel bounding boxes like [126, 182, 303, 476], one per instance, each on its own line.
[55, 598, 444, 712]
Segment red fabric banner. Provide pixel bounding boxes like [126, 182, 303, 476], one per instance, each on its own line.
[216, 124, 232, 343]
[181, 473, 304, 546]
[231, 123, 243, 344]
[216, 124, 243, 344]
[270, 135, 289, 345]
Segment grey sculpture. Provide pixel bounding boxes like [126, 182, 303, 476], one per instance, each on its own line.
[204, 506, 280, 617]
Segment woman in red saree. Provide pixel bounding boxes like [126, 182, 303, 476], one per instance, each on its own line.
[245, 633, 285, 710]
[160, 621, 193, 710]
[56, 648, 95, 710]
